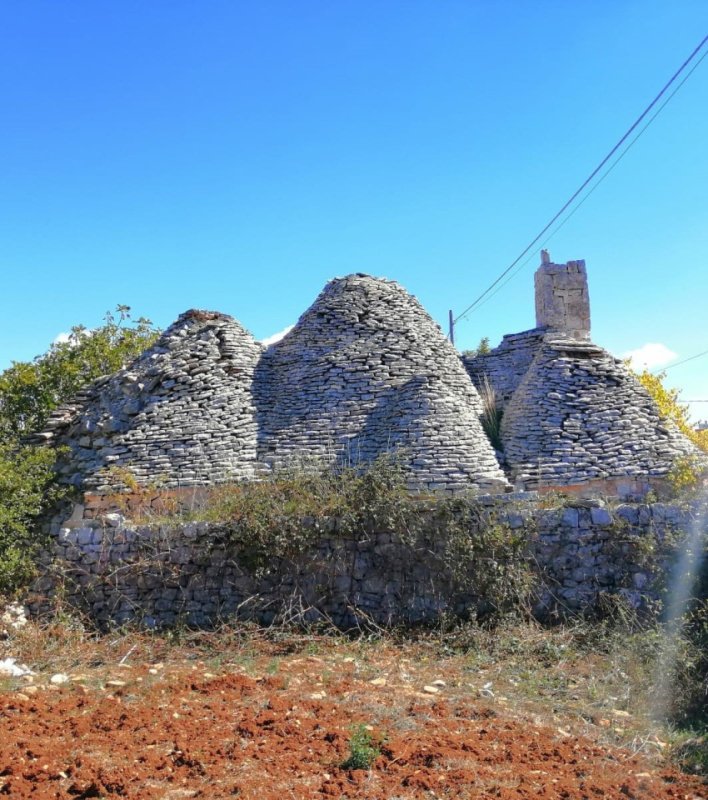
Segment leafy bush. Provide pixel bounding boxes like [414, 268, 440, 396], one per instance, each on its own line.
[0, 444, 67, 595]
[461, 336, 492, 358]
[0, 305, 158, 443]
[340, 724, 381, 770]
[668, 455, 706, 495]
[191, 455, 416, 576]
[176, 455, 534, 621]
[0, 305, 158, 595]
[635, 369, 708, 455]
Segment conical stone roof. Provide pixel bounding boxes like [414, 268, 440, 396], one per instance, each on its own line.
[255, 274, 508, 492]
[501, 338, 698, 488]
[49, 310, 263, 490]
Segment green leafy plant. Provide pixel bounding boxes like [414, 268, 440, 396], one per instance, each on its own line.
[634, 368, 708, 455]
[462, 336, 492, 358]
[121, 454, 535, 623]
[0, 305, 158, 444]
[423, 501, 534, 622]
[190, 454, 418, 577]
[0, 444, 67, 594]
[340, 723, 381, 770]
[478, 374, 504, 451]
[0, 305, 158, 595]
[667, 455, 705, 496]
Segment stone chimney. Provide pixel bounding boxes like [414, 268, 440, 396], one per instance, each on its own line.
[534, 252, 590, 340]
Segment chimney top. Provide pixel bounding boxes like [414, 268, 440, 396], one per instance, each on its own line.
[534, 257, 591, 340]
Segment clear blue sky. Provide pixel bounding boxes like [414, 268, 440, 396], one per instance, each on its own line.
[1, 2, 707, 419]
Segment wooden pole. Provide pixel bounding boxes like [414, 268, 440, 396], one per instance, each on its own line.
[448, 310, 455, 346]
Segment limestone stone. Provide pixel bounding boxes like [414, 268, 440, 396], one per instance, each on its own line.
[255, 274, 507, 491]
[29, 262, 702, 498]
[534, 256, 590, 340]
[36, 276, 508, 495]
[500, 338, 698, 490]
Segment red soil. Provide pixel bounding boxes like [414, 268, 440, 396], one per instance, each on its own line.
[1, 652, 704, 800]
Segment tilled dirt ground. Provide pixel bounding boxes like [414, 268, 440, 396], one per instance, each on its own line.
[1, 638, 705, 799]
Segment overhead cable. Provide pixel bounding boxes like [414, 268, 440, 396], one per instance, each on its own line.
[463, 45, 708, 316]
[661, 348, 708, 372]
[454, 32, 708, 324]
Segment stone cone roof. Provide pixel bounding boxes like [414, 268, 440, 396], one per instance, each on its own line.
[462, 328, 546, 405]
[48, 310, 263, 490]
[500, 338, 698, 488]
[256, 274, 509, 492]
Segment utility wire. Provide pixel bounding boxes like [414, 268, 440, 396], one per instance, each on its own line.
[464, 45, 708, 316]
[454, 32, 708, 324]
[661, 348, 708, 372]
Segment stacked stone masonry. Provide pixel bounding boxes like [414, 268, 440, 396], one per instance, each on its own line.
[501, 339, 697, 487]
[29, 497, 705, 629]
[254, 274, 506, 492]
[38, 310, 263, 490]
[462, 256, 701, 491]
[534, 256, 591, 340]
[35, 262, 701, 496]
[37, 276, 508, 495]
[462, 329, 546, 405]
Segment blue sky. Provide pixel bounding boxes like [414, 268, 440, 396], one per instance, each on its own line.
[1, 2, 707, 419]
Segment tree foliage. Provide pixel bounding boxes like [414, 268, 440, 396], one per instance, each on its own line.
[0, 305, 158, 444]
[462, 336, 492, 358]
[0, 444, 66, 592]
[635, 369, 708, 454]
[0, 306, 159, 596]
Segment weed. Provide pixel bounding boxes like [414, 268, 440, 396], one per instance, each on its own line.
[478, 374, 504, 451]
[667, 728, 708, 776]
[340, 723, 381, 771]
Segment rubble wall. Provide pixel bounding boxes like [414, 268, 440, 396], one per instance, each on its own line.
[462, 329, 545, 405]
[29, 498, 701, 629]
[41, 311, 263, 491]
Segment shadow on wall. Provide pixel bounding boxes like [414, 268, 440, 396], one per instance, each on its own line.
[253, 356, 431, 473]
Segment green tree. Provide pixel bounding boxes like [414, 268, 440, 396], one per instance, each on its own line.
[0, 444, 65, 592]
[0, 305, 158, 444]
[0, 306, 159, 595]
[635, 369, 708, 454]
[462, 336, 492, 358]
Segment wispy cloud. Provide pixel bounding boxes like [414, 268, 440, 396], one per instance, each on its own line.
[52, 332, 71, 346]
[622, 342, 677, 370]
[260, 325, 294, 348]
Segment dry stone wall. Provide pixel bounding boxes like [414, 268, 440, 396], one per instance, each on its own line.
[462, 329, 545, 405]
[534, 256, 590, 340]
[29, 497, 703, 629]
[34, 264, 700, 497]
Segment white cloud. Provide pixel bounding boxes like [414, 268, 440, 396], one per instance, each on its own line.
[52, 328, 93, 348]
[622, 342, 677, 370]
[260, 325, 294, 348]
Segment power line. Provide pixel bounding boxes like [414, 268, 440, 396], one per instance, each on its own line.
[453, 32, 708, 325]
[462, 44, 708, 317]
[661, 348, 708, 372]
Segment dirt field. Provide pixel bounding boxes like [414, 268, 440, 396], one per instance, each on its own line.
[1, 624, 705, 799]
